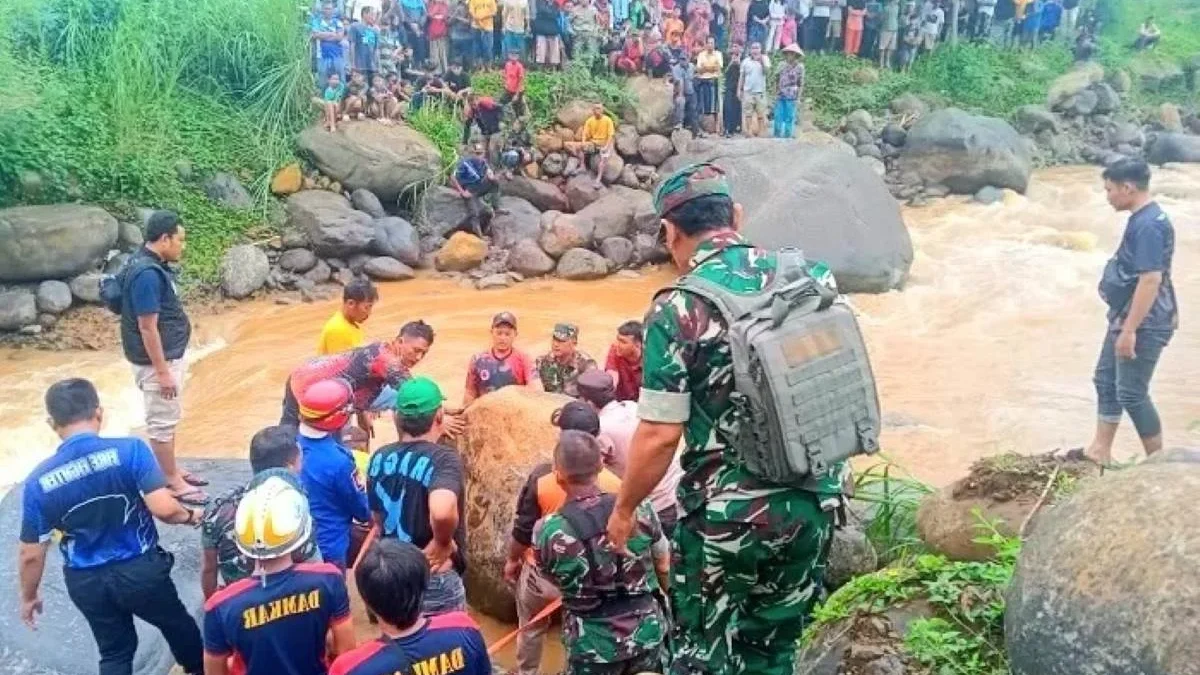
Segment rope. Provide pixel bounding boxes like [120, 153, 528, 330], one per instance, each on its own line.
[486, 598, 563, 656]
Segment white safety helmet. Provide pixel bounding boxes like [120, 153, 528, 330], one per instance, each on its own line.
[234, 472, 313, 561]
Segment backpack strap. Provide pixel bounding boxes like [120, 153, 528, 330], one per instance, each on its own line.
[558, 493, 629, 597]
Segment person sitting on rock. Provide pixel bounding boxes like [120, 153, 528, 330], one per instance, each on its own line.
[1133, 15, 1160, 50]
[367, 73, 399, 123]
[463, 312, 537, 406]
[449, 142, 499, 237]
[567, 103, 617, 188]
[612, 30, 645, 74]
[535, 322, 597, 397]
[344, 69, 369, 120]
[534, 430, 672, 675]
[501, 117, 535, 179]
[316, 71, 347, 133]
[604, 320, 643, 402]
[329, 540, 492, 675]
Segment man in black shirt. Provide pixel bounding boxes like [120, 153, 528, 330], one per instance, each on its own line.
[366, 376, 468, 615]
[444, 60, 473, 100]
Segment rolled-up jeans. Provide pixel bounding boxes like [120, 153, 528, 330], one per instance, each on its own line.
[1093, 328, 1173, 438]
[424, 569, 467, 615]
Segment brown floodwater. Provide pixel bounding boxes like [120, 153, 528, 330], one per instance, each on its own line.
[2, 165, 1199, 668]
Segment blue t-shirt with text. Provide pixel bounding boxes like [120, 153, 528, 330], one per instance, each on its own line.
[329, 611, 491, 675]
[20, 432, 166, 569]
[1100, 201, 1177, 332]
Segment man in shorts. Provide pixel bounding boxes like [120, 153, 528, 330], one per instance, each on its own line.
[738, 42, 771, 137]
[568, 103, 617, 188]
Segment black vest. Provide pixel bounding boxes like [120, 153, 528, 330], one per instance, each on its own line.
[120, 248, 191, 366]
[559, 493, 657, 618]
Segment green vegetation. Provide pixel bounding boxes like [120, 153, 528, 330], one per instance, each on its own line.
[471, 59, 633, 129]
[0, 0, 312, 282]
[852, 458, 935, 563]
[1095, 0, 1200, 109]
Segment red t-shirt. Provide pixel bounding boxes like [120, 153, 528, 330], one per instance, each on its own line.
[465, 348, 536, 399]
[428, 1, 450, 39]
[503, 60, 526, 94]
[604, 345, 642, 402]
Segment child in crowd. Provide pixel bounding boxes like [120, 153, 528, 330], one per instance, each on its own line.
[613, 31, 644, 73]
[664, 5, 685, 47]
[345, 70, 369, 120]
[630, 0, 650, 29]
[501, 50, 528, 118]
[368, 74, 399, 123]
[317, 72, 347, 133]
[782, 7, 798, 46]
[501, 118, 534, 178]
[898, 9, 921, 71]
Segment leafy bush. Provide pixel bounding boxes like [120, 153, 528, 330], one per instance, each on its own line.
[471, 60, 632, 129]
[851, 459, 935, 563]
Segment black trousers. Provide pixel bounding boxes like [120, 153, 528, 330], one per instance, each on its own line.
[63, 549, 203, 675]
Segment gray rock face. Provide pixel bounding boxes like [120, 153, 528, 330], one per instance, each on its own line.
[0, 205, 119, 283]
[1108, 122, 1144, 148]
[565, 175, 609, 212]
[491, 197, 543, 249]
[1091, 83, 1121, 114]
[671, 138, 913, 293]
[279, 248, 319, 273]
[0, 290, 37, 330]
[351, 188, 387, 218]
[1047, 61, 1104, 109]
[538, 213, 588, 258]
[899, 108, 1033, 194]
[1145, 133, 1200, 165]
[69, 271, 104, 304]
[219, 244, 270, 299]
[845, 109, 874, 130]
[861, 156, 887, 177]
[633, 233, 669, 264]
[372, 216, 421, 266]
[119, 222, 144, 251]
[107, 253, 131, 274]
[638, 134, 675, 166]
[824, 526, 879, 589]
[880, 123, 907, 147]
[1014, 105, 1059, 135]
[616, 124, 641, 159]
[600, 237, 635, 268]
[625, 75, 676, 135]
[286, 190, 374, 258]
[1007, 461, 1200, 675]
[304, 259, 332, 284]
[500, 176, 570, 212]
[417, 186, 472, 240]
[974, 186, 1005, 204]
[1070, 89, 1099, 116]
[35, 280, 73, 315]
[670, 128, 694, 156]
[363, 257, 415, 280]
[507, 239, 556, 276]
[204, 172, 254, 209]
[575, 192, 637, 243]
[889, 93, 928, 118]
[556, 248, 610, 280]
[856, 144, 883, 160]
[591, 152, 626, 185]
[297, 122, 442, 202]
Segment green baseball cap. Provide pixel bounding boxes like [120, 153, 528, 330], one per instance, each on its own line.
[394, 376, 445, 417]
[552, 322, 579, 341]
[653, 162, 732, 217]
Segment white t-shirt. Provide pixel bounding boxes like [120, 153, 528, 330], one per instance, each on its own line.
[598, 401, 683, 516]
[740, 54, 771, 94]
[769, 0, 786, 20]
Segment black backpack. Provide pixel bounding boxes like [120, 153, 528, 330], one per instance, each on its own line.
[100, 254, 169, 315]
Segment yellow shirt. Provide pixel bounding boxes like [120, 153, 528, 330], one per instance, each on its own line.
[316, 311, 365, 355]
[696, 49, 724, 79]
[582, 114, 616, 145]
[470, 0, 498, 31]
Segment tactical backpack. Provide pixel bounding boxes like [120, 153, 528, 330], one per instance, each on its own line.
[662, 247, 882, 484]
[558, 494, 658, 618]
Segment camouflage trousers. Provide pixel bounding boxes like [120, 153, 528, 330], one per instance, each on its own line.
[568, 644, 667, 675]
[668, 490, 835, 675]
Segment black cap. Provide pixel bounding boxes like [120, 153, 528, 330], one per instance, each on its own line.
[491, 311, 518, 329]
[551, 401, 601, 436]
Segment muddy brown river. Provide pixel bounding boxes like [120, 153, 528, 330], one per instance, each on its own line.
[1, 165, 1198, 667]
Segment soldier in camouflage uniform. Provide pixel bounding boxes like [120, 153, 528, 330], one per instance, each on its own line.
[535, 322, 598, 397]
[605, 163, 847, 675]
[534, 430, 672, 675]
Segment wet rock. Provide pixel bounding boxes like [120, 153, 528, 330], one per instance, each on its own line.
[556, 248, 610, 280]
[637, 134, 674, 166]
[538, 213, 587, 259]
[880, 123, 907, 147]
[35, 280, 73, 315]
[417, 186, 472, 240]
[1158, 103, 1184, 132]
[599, 236, 634, 268]
[825, 526, 879, 590]
[69, 272, 104, 304]
[118, 222, 144, 251]
[302, 259, 332, 284]
[271, 163, 303, 196]
[1007, 461, 1200, 675]
[219, 245, 270, 299]
[900, 108, 1033, 194]
[556, 101, 593, 130]
[500, 176, 570, 212]
[861, 157, 887, 177]
[475, 273, 512, 290]
[286, 190, 374, 258]
[856, 144, 883, 160]
[1145, 132, 1200, 165]
[204, 172, 253, 209]
[565, 174, 609, 212]
[974, 186, 1004, 204]
[1090, 83, 1121, 114]
[372, 216, 421, 266]
[615, 124, 641, 159]
[625, 75, 676, 135]
[670, 128, 693, 156]
[0, 289, 37, 330]
[845, 108, 874, 130]
[507, 239, 556, 276]
[363, 257, 415, 281]
[541, 152, 567, 177]
[278, 248, 318, 274]
[0, 205, 119, 283]
[588, 152, 626, 185]
[889, 93, 928, 118]
[435, 232, 488, 272]
[633, 233, 669, 264]
[1047, 61, 1104, 110]
[1015, 105, 1059, 135]
[491, 196, 542, 249]
[298, 122, 441, 202]
[1108, 122, 1144, 148]
[351, 189, 387, 218]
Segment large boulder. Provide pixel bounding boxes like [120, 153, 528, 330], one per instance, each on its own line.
[556, 101, 594, 130]
[538, 213, 588, 258]
[363, 257, 415, 281]
[0, 205, 118, 283]
[1091, 82, 1121, 114]
[615, 124, 641, 159]
[460, 387, 573, 621]
[278, 248, 318, 273]
[418, 186, 472, 240]
[625, 75, 675, 135]
[899, 108, 1033, 194]
[0, 289, 37, 331]
[372, 216, 421, 266]
[491, 196, 543, 249]
[203, 172, 254, 209]
[434, 232, 488, 272]
[599, 236, 635, 268]
[271, 163, 303, 196]
[1047, 61, 1104, 110]
[633, 233, 669, 264]
[35, 280, 73, 315]
[507, 239, 556, 276]
[68, 271, 104, 304]
[285, 190, 374, 258]
[297, 122, 442, 202]
[574, 191, 639, 242]
[889, 93, 928, 118]
[351, 188, 387, 218]
[1069, 88, 1100, 116]
[638, 134, 675, 166]
[1145, 132, 1200, 165]
[824, 526, 879, 590]
[1108, 122, 1145, 148]
[557, 248, 610, 280]
[590, 153, 626, 185]
[219, 244, 270, 299]
[1006, 460, 1200, 675]
[669, 138, 913, 293]
[500, 176, 570, 212]
[565, 175, 609, 212]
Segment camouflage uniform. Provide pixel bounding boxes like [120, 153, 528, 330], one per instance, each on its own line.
[640, 164, 847, 675]
[536, 350, 598, 397]
[534, 492, 670, 675]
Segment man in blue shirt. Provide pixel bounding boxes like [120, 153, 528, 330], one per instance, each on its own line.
[1082, 158, 1177, 464]
[449, 141, 499, 237]
[312, 1, 348, 81]
[19, 378, 204, 675]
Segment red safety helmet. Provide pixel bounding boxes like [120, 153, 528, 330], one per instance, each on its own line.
[297, 379, 354, 432]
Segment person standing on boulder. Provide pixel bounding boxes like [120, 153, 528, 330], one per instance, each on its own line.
[606, 163, 845, 675]
[738, 41, 770, 137]
[19, 378, 204, 675]
[535, 322, 598, 397]
[773, 43, 804, 138]
[721, 42, 743, 136]
[450, 140, 500, 237]
[1077, 158, 1177, 465]
[463, 312, 538, 406]
[118, 210, 206, 505]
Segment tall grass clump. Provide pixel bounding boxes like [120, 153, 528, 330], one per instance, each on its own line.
[0, 0, 314, 282]
[851, 459, 935, 563]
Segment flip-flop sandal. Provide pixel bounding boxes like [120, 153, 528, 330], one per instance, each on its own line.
[1056, 447, 1108, 475]
[172, 487, 210, 506]
[181, 471, 209, 487]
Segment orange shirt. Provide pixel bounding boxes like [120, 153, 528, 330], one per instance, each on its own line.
[665, 17, 685, 46]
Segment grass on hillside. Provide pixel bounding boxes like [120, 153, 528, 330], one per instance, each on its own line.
[1094, 0, 1200, 110]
